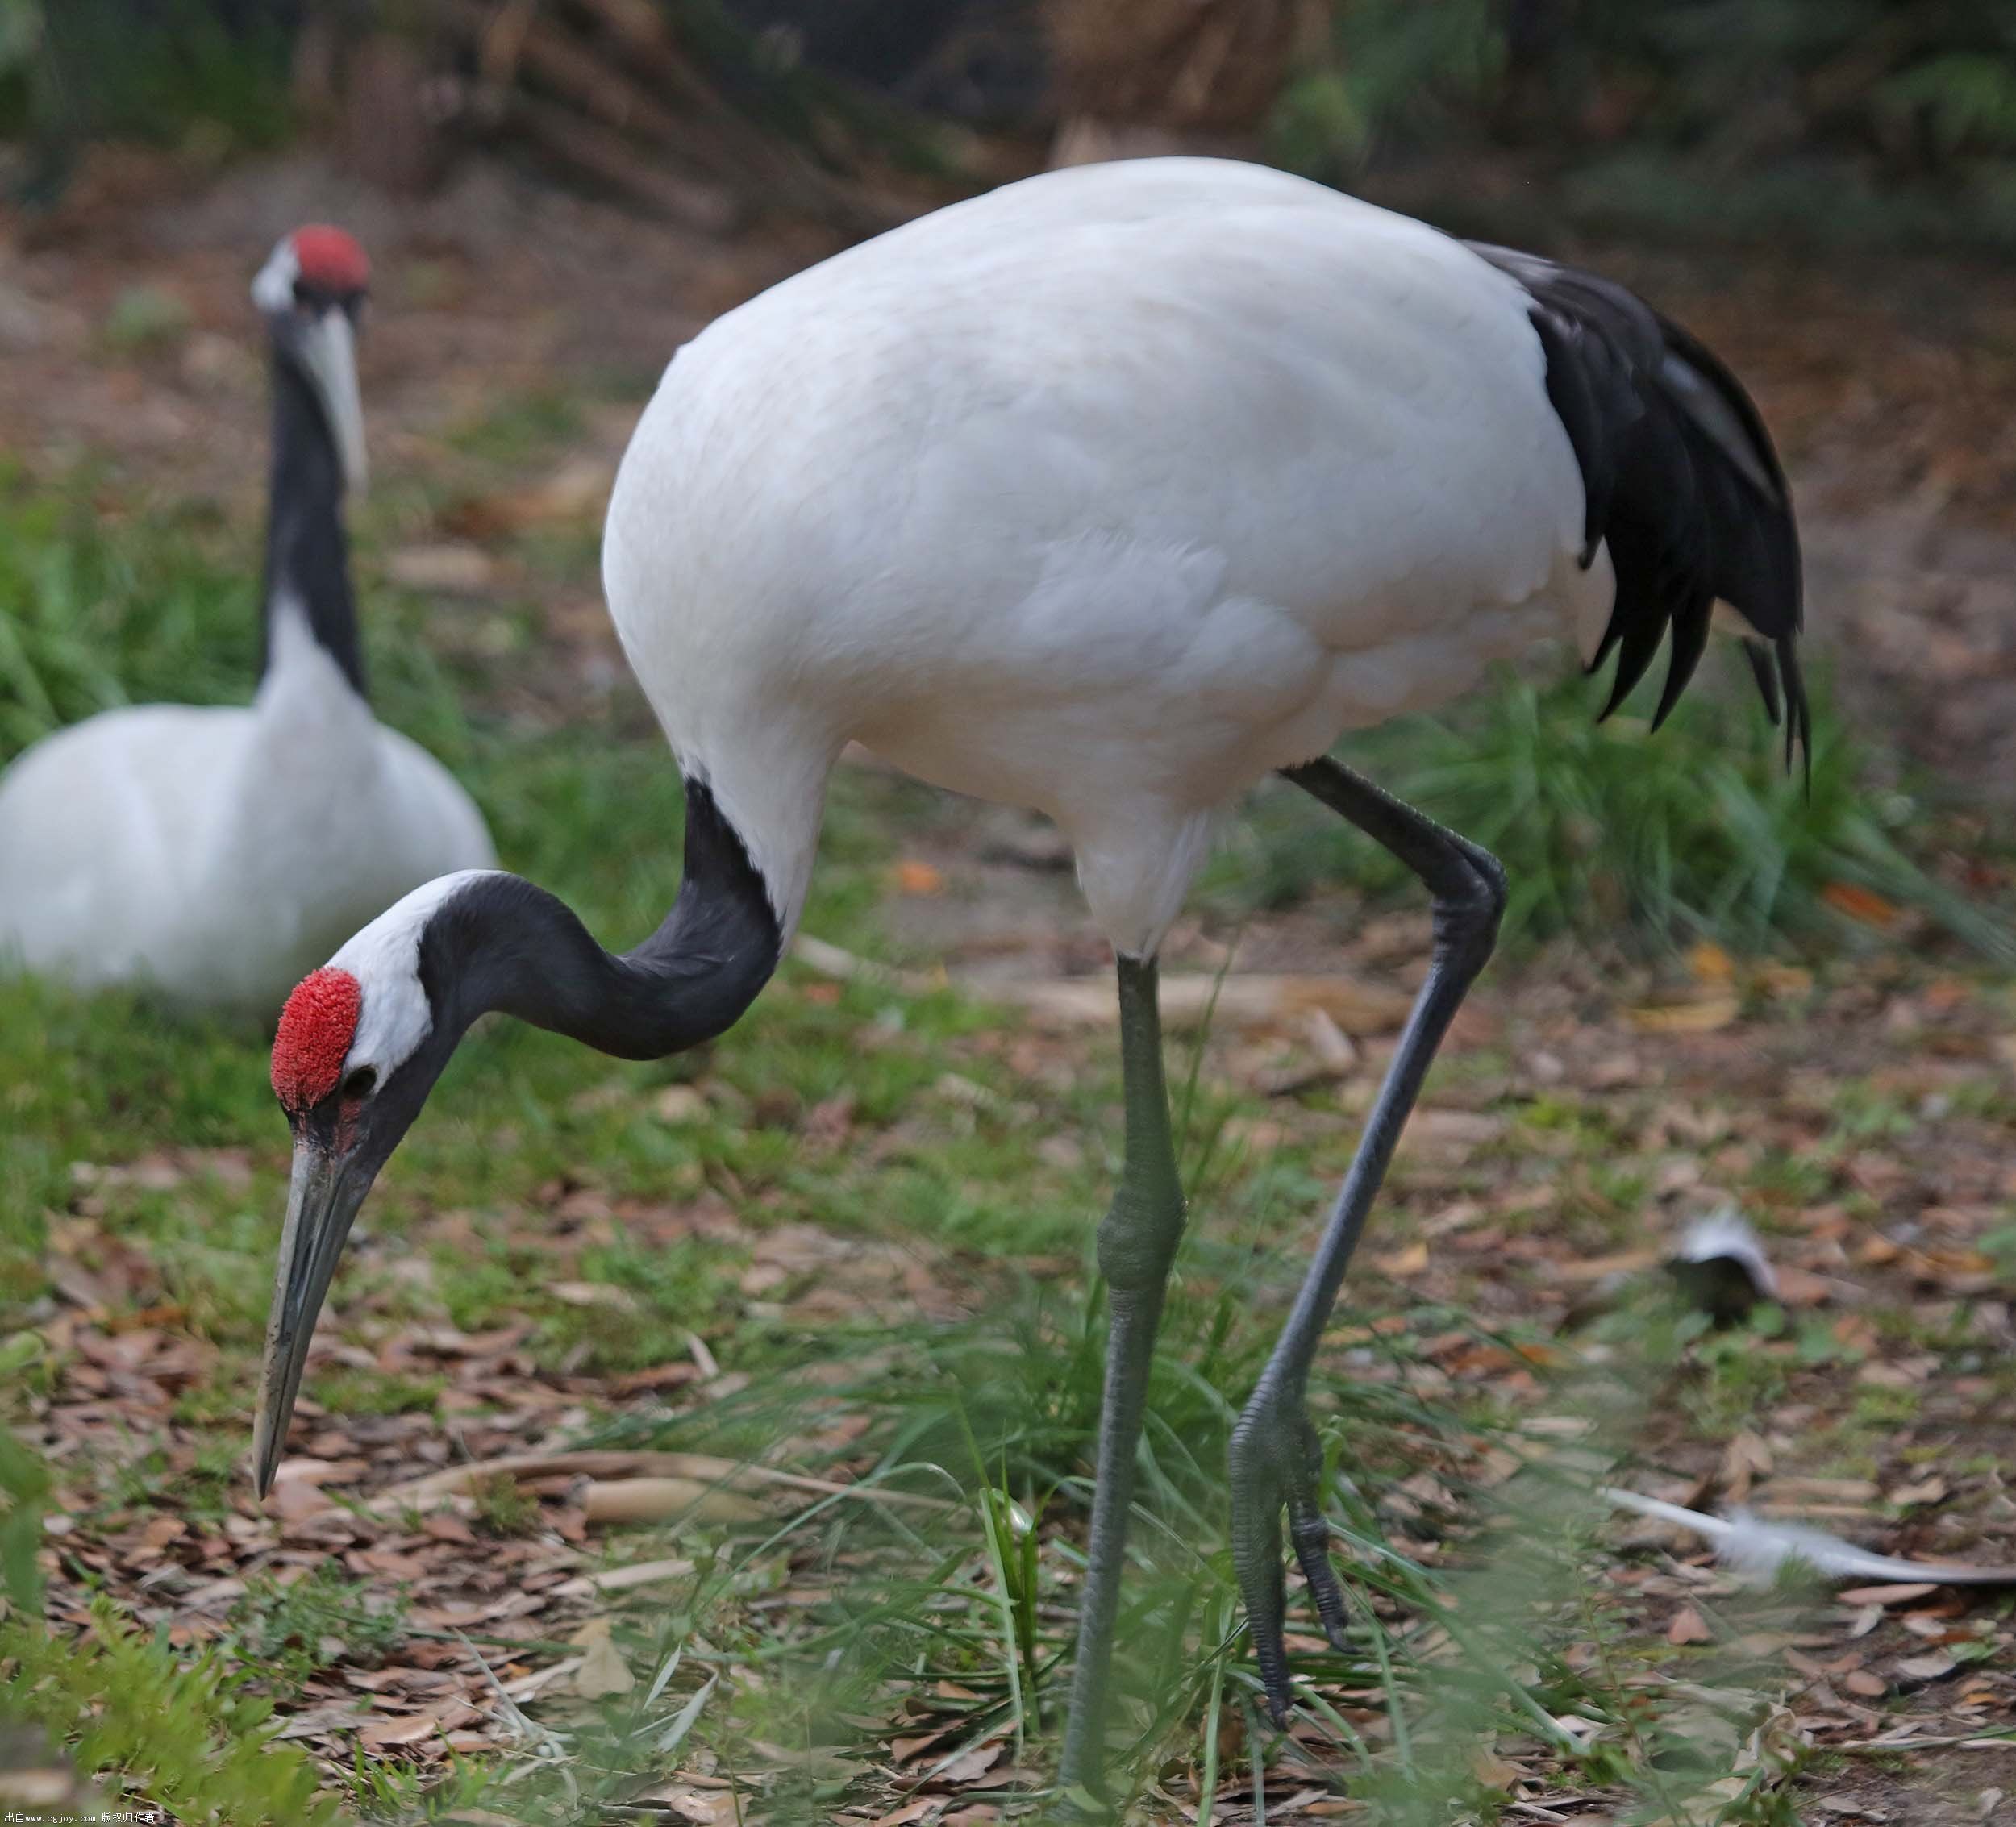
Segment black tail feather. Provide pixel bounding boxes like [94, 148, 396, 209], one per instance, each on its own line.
[1742, 637, 1782, 726]
[1467, 242, 1806, 775]
[1652, 592, 1713, 732]
[1597, 578, 1668, 721]
[1778, 635, 1812, 790]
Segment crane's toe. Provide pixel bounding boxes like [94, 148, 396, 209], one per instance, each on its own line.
[1287, 1484, 1353, 1652]
[1228, 1387, 1347, 1726]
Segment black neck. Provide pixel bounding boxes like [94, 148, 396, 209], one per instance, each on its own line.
[260, 352, 366, 698]
[423, 780, 783, 1061]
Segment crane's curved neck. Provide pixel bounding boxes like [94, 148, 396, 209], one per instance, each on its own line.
[261, 354, 365, 698]
[430, 779, 783, 1060]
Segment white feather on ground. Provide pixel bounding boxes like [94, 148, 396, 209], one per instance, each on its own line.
[1673, 1206, 1777, 1296]
[1604, 1487, 2016, 1585]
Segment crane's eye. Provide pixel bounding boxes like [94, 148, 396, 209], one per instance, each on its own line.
[342, 1066, 377, 1101]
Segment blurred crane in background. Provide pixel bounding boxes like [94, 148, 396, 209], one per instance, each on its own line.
[0, 227, 494, 1011]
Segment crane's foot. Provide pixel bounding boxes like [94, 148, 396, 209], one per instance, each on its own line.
[1227, 1380, 1351, 1726]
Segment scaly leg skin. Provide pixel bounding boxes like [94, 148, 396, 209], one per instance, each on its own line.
[1056, 953, 1186, 1805]
[1230, 757, 1506, 1725]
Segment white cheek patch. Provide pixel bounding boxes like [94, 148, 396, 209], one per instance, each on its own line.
[252, 239, 299, 314]
[328, 870, 501, 1077]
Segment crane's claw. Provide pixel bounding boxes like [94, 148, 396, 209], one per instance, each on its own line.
[1289, 1485, 1353, 1649]
[1229, 1388, 1349, 1726]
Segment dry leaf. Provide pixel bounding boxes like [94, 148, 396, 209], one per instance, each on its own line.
[550, 1281, 641, 1311]
[1822, 882, 1899, 928]
[868, 1801, 942, 1827]
[1470, 1747, 1524, 1789]
[1627, 995, 1739, 1034]
[360, 1700, 476, 1749]
[1720, 1430, 1774, 1503]
[385, 543, 494, 594]
[1773, 1264, 1832, 1308]
[1686, 940, 1735, 984]
[655, 1084, 708, 1123]
[569, 1618, 636, 1698]
[1668, 1605, 1714, 1646]
[647, 1790, 735, 1827]
[1555, 1245, 1664, 1282]
[931, 1740, 1005, 1786]
[445, 456, 614, 537]
[1401, 1109, 1506, 1151]
[1374, 1240, 1430, 1277]
[1839, 1584, 1938, 1606]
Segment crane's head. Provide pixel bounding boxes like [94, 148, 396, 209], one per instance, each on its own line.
[252, 224, 370, 494]
[253, 822, 778, 1495]
[253, 873, 496, 1496]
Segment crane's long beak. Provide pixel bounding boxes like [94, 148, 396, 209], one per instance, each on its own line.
[297, 309, 368, 496]
[253, 1140, 372, 1497]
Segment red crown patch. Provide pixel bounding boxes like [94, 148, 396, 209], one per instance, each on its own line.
[273, 968, 363, 1114]
[290, 224, 369, 296]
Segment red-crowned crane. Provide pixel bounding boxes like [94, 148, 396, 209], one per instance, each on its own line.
[0, 227, 494, 1013]
[251, 160, 1803, 1791]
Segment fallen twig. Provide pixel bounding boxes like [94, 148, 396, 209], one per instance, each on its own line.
[1256, 1006, 1361, 1095]
[583, 1475, 762, 1526]
[373, 1448, 954, 1513]
[790, 934, 1411, 1034]
[553, 1555, 696, 1598]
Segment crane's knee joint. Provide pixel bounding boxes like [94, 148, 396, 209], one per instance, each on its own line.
[1097, 1182, 1185, 1296]
[1431, 847, 1506, 970]
[1462, 845, 1509, 918]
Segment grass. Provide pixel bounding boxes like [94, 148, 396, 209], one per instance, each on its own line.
[2, 441, 2004, 1820]
[1212, 662, 2011, 959]
[0, 1427, 341, 1825]
[227, 1566, 411, 1703]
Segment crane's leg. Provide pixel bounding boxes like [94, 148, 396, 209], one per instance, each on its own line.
[1230, 756, 1505, 1725]
[1056, 952, 1185, 1800]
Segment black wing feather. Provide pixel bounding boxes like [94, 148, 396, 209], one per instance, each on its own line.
[1466, 242, 1806, 772]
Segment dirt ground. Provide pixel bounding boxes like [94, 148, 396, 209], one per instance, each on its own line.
[6, 145, 2016, 1822]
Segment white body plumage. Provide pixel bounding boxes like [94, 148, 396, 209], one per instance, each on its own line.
[603, 159, 1614, 955]
[0, 601, 494, 1013]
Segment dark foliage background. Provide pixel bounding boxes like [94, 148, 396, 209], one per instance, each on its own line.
[5, 1, 2015, 246]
